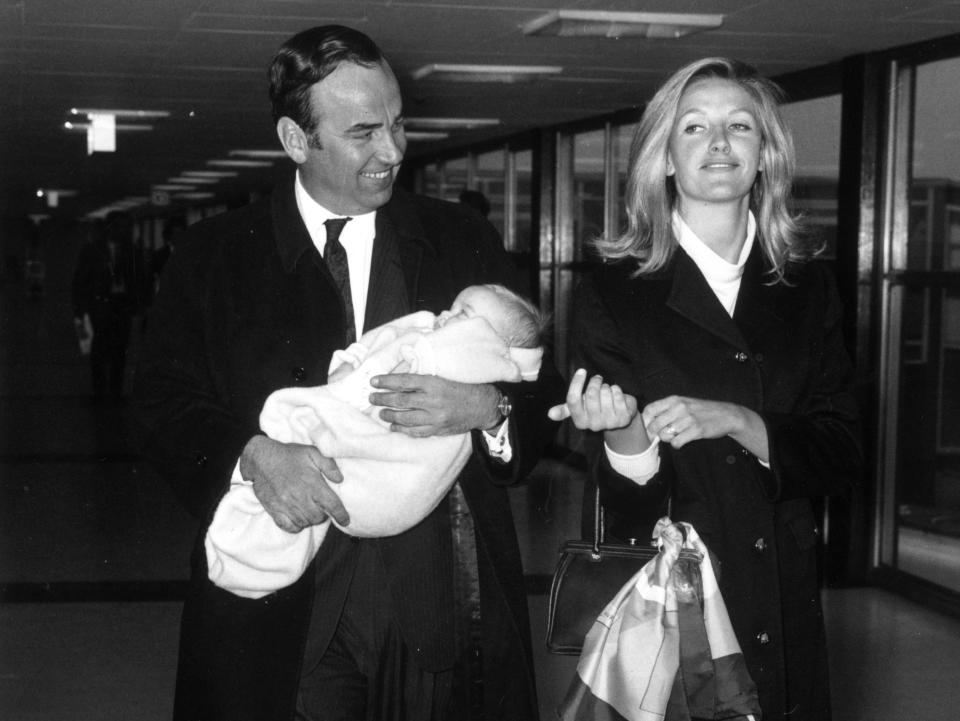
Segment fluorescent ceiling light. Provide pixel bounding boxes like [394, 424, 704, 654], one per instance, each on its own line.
[412, 64, 562, 83]
[521, 10, 723, 39]
[36, 188, 77, 198]
[64, 121, 153, 132]
[70, 108, 171, 119]
[229, 149, 288, 159]
[182, 170, 238, 178]
[174, 192, 215, 200]
[169, 176, 219, 184]
[404, 131, 451, 142]
[36, 188, 77, 208]
[207, 159, 274, 168]
[405, 117, 501, 130]
[152, 184, 196, 191]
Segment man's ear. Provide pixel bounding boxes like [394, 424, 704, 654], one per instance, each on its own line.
[276, 117, 309, 164]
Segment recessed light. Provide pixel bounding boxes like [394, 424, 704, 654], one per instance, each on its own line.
[406, 117, 501, 130]
[70, 108, 171, 119]
[228, 149, 289, 159]
[182, 170, 239, 178]
[412, 64, 563, 83]
[174, 192, 216, 200]
[207, 159, 274, 168]
[404, 131, 451, 142]
[521, 10, 723, 39]
[168, 177, 219, 185]
[63, 122, 153, 132]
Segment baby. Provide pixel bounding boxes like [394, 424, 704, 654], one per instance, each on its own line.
[206, 284, 544, 598]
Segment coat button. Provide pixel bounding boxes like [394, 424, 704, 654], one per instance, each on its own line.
[725, 454, 737, 464]
[754, 537, 767, 552]
[734, 351, 749, 363]
[195, 453, 208, 467]
[756, 631, 770, 644]
[291, 366, 306, 382]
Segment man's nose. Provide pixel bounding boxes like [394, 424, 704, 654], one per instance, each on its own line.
[376, 128, 405, 165]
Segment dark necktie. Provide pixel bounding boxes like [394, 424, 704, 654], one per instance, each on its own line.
[323, 217, 355, 344]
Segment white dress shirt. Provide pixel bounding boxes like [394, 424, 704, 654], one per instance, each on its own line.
[294, 171, 511, 459]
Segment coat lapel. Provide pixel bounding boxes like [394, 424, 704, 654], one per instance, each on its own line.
[732, 244, 788, 350]
[365, 213, 414, 330]
[666, 249, 749, 352]
[368, 189, 448, 326]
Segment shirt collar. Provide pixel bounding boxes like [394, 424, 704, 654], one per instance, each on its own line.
[294, 170, 376, 252]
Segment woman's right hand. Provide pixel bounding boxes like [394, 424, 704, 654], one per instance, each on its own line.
[548, 368, 638, 430]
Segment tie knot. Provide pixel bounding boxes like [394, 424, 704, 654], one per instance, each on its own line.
[324, 217, 351, 243]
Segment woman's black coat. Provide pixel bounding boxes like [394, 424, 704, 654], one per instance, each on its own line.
[573, 244, 862, 721]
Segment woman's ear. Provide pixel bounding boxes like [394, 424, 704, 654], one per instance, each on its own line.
[276, 117, 309, 164]
[665, 153, 676, 177]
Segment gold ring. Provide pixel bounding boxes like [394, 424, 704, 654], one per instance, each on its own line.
[665, 425, 678, 437]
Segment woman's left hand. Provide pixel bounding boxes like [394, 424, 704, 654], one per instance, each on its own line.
[642, 395, 769, 461]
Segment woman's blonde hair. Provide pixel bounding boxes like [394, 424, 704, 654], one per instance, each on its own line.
[596, 57, 817, 282]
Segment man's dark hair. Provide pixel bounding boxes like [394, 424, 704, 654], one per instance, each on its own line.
[269, 25, 385, 134]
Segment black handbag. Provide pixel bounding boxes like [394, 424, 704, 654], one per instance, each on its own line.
[545, 485, 695, 655]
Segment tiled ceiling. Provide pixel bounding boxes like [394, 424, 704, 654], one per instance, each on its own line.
[2, 0, 959, 220]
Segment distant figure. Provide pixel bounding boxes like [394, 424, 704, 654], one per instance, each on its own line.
[150, 216, 186, 297]
[459, 188, 491, 217]
[72, 211, 145, 403]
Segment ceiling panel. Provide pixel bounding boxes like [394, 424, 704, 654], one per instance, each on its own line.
[1, 0, 959, 221]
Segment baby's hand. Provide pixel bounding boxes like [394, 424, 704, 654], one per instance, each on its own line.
[547, 369, 638, 430]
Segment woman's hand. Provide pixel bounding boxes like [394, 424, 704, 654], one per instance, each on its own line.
[548, 369, 637, 429]
[642, 395, 769, 461]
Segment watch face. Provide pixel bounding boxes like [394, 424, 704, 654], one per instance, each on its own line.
[498, 394, 512, 417]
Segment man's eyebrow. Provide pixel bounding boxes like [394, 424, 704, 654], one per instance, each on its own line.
[346, 121, 383, 133]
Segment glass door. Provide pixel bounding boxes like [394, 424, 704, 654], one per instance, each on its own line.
[880, 55, 960, 594]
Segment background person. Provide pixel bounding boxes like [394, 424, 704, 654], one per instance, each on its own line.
[551, 57, 862, 720]
[134, 25, 561, 721]
[72, 210, 146, 403]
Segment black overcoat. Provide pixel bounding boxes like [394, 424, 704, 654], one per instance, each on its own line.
[134, 179, 562, 720]
[573, 245, 862, 721]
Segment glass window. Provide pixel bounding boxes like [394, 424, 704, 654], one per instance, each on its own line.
[781, 95, 842, 260]
[612, 123, 635, 237]
[893, 56, 960, 594]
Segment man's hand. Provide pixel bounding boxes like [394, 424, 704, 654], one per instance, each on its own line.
[369, 374, 500, 437]
[239, 435, 349, 533]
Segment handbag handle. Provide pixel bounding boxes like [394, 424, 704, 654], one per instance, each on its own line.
[590, 483, 672, 555]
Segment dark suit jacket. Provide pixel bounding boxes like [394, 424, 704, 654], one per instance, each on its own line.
[573, 246, 862, 721]
[134, 179, 561, 720]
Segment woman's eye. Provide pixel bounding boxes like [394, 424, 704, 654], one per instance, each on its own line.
[730, 122, 752, 132]
[682, 123, 704, 134]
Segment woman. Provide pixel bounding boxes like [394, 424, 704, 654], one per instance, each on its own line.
[552, 58, 862, 720]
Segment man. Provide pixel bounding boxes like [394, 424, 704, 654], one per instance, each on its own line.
[72, 210, 146, 402]
[135, 25, 561, 721]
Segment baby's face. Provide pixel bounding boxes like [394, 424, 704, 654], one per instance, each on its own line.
[435, 286, 506, 335]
